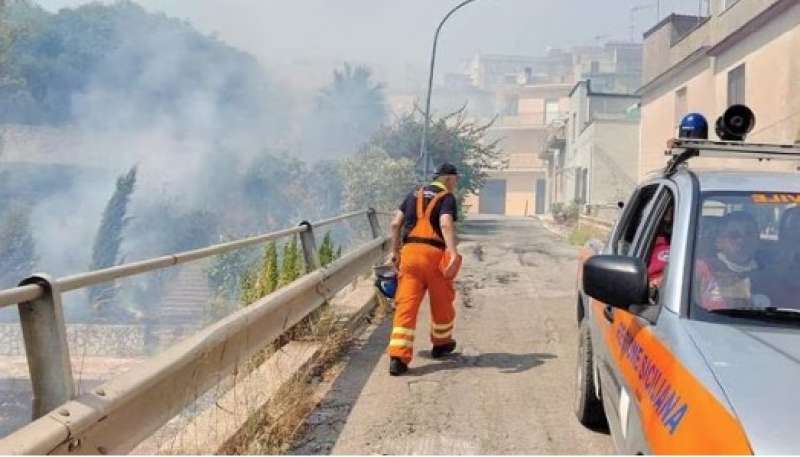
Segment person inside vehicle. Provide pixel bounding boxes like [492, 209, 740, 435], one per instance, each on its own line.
[695, 211, 761, 310]
[648, 205, 673, 290]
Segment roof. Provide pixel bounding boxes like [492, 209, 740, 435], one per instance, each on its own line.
[642, 14, 705, 39]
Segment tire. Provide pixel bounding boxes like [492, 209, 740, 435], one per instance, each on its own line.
[575, 317, 607, 428]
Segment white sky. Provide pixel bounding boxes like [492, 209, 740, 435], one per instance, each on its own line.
[33, 0, 708, 91]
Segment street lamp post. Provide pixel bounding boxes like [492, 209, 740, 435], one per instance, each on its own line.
[419, 0, 479, 178]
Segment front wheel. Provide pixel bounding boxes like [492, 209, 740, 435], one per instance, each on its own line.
[575, 318, 606, 428]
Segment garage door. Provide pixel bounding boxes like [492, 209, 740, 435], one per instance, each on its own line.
[479, 179, 506, 215]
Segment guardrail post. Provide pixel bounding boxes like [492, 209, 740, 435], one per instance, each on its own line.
[17, 274, 74, 419]
[298, 221, 321, 272]
[367, 208, 381, 239]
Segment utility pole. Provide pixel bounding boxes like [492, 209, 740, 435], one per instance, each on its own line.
[419, 0, 479, 178]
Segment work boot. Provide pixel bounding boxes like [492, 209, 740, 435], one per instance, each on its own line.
[431, 341, 457, 359]
[389, 357, 408, 376]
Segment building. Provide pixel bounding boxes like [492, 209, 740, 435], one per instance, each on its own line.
[467, 83, 571, 216]
[638, 0, 800, 178]
[543, 80, 640, 217]
[434, 73, 496, 120]
[467, 51, 574, 91]
[460, 43, 643, 216]
[571, 42, 644, 94]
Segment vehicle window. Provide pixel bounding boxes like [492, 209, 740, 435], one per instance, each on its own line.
[642, 193, 674, 305]
[613, 184, 659, 255]
[691, 191, 800, 320]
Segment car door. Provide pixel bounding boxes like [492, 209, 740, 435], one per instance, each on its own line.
[605, 185, 676, 453]
[591, 183, 661, 448]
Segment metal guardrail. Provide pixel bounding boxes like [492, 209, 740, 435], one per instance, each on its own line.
[0, 208, 387, 455]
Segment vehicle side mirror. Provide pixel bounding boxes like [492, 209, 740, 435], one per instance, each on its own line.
[583, 255, 648, 308]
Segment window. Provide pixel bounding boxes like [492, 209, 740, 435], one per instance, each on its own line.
[612, 184, 660, 255]
[691, 191, 800, 322]
[641, 192, 675, 307]
[612, 187, 675, 320]
[674, 87, 687, 125]
[727, 64, 746, 106]
[545, 99, 560, 124]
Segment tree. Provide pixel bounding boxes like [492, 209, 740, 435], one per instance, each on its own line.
[242, 151, 309, 229]
[305, 160, 344, 220]
[279, 236, 304, 287]
[319, 232, 336, 267]
[130, 203, 220, 257]
[307, 63, 387, 157]
[372, 107, 505, 207]
[238, 268, 257, 306]
[255, 241, 279, 298]
[208, 240, 256, 300]
[239, 240, 280, 306]
[0, 1, 288, 130]
[339, 146, 417, 213]
[89, 166, 136, 319]
[0, 204, 36, 288]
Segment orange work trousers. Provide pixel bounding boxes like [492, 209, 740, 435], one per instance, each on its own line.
[388, 243, 456, 364]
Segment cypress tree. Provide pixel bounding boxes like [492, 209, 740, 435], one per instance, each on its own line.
[239, 268, 257, 306]
[319, 232, 334, 267]
[89, 166, 137, 319]
[279, 236, 304, 286]
[257, 241, 279, 296]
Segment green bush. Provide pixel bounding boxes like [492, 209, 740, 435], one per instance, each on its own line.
[567, 224, 609, 247]
[552, 202, 580, 225]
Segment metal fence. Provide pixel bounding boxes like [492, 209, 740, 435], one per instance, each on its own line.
[0, 209, 388, 454]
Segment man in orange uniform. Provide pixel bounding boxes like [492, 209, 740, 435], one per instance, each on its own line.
[386, 163, 462, 376]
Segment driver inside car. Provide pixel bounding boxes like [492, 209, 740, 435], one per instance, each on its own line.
[695, 211, 762, 310]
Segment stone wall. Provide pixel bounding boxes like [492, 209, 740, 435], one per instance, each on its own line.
[0, 324, 147, 357]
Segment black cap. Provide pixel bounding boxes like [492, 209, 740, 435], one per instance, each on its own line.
[433, 162, 458, 177]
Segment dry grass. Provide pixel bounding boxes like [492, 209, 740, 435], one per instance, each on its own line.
[567, 224, 609, 247]
[233, 371, 317, 454]
[140, 280, 385, 455]
[224, 303, 373, 455]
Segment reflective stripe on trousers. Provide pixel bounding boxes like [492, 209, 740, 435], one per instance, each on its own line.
[388, 243, 456, 364]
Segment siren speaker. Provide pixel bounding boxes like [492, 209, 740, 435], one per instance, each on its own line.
[715, 104, 755, 141]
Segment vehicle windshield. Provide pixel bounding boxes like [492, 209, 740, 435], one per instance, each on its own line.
[692, 191, 800, 322]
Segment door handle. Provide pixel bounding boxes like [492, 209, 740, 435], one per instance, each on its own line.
[603, 305, 614, 323]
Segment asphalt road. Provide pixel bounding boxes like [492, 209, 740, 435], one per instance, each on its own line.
[291, 216, 614, 454]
